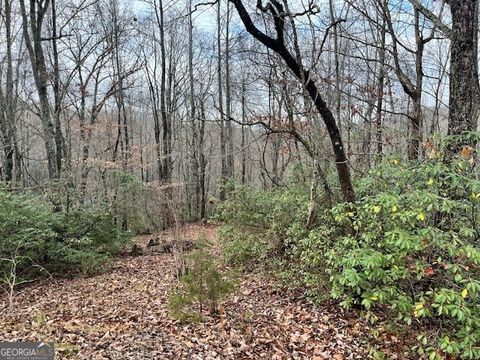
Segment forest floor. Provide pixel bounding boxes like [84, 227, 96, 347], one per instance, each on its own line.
[0, 224, 403, 359]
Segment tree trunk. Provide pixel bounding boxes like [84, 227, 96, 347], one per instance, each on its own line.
[230, 0, 355, 202]
[0, 0, 16, 181]
[188, 0, 199, 219]
[241, 79, 247, 184]
[199, 99, 207, 219]
[375, 13, 386, 161]
[225, 2, 234, 180]
[19, 0, 59, 179]
[159, 0, 171, 182]
[51, 0, 65, 176]
[448, 0, 479, 141]
[329, 0, 342, 136]
[217, 0, 227, 201]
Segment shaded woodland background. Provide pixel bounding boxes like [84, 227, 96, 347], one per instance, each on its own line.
[0, 0, 471, 227]
[2, 1, 480, 358]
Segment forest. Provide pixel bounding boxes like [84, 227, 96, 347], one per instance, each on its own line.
[0, 0, 479, 358]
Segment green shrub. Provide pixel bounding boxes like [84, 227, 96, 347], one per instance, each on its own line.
[217, 180, 339, 300]
[275, 221, 335, 301]
[0, 186, 57, 279]
[215, 180, 336, 299]
[216, 182, 310, 265]
[219, 224, 273, 267]
[216, 137, 480, 358]
[41, 204, 130, 275]
[112, 170, 151, 233]
[169, 249, 235, 322]
[0, 185, 131, 287]
[327, 156, 480, 359]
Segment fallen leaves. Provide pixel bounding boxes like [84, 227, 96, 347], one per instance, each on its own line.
[0, 224, 384, 359]
[460, 146, 475, 160]
[424, 267, 435, 277]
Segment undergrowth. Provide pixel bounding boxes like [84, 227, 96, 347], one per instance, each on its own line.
[216, 135, 480, 359]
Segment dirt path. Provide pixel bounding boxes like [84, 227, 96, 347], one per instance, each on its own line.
[0, 224, 380, 359]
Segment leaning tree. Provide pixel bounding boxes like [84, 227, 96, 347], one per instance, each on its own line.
[228, 0, 355, 202]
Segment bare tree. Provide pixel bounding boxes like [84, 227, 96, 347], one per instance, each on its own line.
[383, 1, 428, 159]
[228, 0, 355, 202]
[19, 0, 61, 179]
[0, 0, 21, 182]
[409, 0, 479, 148]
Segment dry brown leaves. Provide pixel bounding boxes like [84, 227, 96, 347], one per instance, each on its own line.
[0, 224, 375, 359]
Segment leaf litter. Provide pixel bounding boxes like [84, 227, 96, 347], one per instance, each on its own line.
[0, 224, 401, 359]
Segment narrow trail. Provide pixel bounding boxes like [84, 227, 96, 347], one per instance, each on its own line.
[0, 224, 387, 359]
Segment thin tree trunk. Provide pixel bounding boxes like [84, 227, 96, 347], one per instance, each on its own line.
[19, 0, 58, 179]
[384, 2, 423, 160]
[199, 99, 207, 219]
[225, 2, 234, 180]
[217, 0, 227, 201]
[51, 0, 65, 176]
[188, 0, 199, 219]
[241, 79, 247, 184]
[1, 0, 15, 181]
[375, 13, 386, 160]
[158, 0, 171, 182]
[329, 0, 342, 134]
